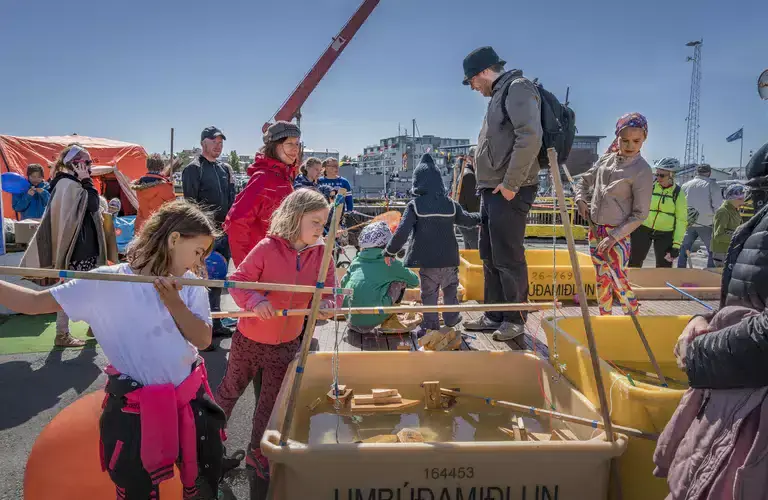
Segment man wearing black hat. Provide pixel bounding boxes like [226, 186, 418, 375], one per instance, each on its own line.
[182, 126, 236, 339]
[461, 46, 543, 342]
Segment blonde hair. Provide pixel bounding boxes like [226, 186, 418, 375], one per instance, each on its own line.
[300, 157, 322, 176]
[268, 189, 329, 243]
[126, 199, 220, 276]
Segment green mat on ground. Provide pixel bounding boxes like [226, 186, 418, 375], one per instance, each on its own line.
[0, 314, 95, 355]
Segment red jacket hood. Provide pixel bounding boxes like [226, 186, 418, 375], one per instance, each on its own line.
[247, 153, 295, 180]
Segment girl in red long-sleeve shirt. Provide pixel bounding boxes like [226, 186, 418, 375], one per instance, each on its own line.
[215, 189, 339, 479]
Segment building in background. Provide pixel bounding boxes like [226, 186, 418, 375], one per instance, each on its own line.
[352, 134, 470, 197]
[565, 135, 605, 177]
[304, 149, 339, 162]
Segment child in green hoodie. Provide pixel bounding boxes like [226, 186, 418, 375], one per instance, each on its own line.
[341, 221, 420, 333]
[712, 184, 746, 266]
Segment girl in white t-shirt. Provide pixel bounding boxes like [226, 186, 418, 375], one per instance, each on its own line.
[0, 200, 227, 499]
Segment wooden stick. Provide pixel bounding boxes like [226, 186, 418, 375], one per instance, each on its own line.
[453, 157, 468, 201]
[267, 194, 345, 499]
[548, 147, 615, 442]
[605, 266, 668, 387]
[450, 157, 460, 199]
[211, 301, 559, 319]
[275, 196, 344, 438]
[612, 363, 687, 387]
[0, 265, 351, 296]
[584, 219, 668, 387]
[439, 388, 657, 441]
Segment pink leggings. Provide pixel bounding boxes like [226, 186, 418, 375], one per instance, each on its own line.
[214, 331, 300, 449]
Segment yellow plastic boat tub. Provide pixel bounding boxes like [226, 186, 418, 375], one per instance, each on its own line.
[541, 315, 690, 500]
[459, 249, 597, 302]
[628, 268, 721, 300]
[263, 351, 627, 499]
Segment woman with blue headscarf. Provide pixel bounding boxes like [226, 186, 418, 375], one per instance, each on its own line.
[573, 113, 654, 315]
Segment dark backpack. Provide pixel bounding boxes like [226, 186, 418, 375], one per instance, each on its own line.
[501, 78, 576, 170]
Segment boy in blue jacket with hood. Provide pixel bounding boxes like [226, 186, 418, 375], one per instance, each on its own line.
[12, 164, 50, 219]
[385, 153, 481, 332]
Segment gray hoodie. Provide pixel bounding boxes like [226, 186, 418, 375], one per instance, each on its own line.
[474, 70, 543, 192]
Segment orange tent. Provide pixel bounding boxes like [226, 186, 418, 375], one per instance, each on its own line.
[0, 134, 148, 218]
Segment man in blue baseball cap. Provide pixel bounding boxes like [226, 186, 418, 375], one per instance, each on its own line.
[461, 46, 543, 342]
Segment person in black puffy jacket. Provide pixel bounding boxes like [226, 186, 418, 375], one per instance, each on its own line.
[676, 204, 768, 389]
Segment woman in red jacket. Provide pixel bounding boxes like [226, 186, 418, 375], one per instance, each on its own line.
[224, 121, 301, 266]
[215, 189, 339, 478]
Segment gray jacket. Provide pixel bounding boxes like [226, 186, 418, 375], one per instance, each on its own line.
[474, 70, 542, 191]
[682, 176, 724, 227]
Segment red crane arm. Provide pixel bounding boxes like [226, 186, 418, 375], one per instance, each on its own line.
[263, 0, 381, 132]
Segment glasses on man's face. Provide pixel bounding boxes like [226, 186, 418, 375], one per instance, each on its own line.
[655, 173, 668, 178]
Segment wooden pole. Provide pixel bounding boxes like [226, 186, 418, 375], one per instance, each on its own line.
[211, 301, 558, 319]
[604, 265, 668, 387]
[0, 266, 351, 296]
[268, 194, 345, 497]
[584, 219, 668, 387]
[453, 156, 468, 202]
[272, 194, 344, 440]
[450, 157, 459, 199]
[439, 388, 657, 441]
[547, 147, 615, 441]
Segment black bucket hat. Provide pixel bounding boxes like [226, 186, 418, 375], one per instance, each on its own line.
[462, 46, 506, 85]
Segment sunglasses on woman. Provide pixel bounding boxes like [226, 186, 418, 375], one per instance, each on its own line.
[71, 159, 93, 167]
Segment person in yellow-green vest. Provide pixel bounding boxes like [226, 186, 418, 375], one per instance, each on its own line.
[629, 157, 688, 268]
[712, 183, 747, 266]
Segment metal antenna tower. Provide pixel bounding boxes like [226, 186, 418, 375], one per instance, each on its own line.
[683, 40, 703, 173]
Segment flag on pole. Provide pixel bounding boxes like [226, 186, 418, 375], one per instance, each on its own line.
[726, 128, 743, 143]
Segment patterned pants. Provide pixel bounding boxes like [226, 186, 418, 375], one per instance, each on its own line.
[56, 257, 98, 333]
[588, 225, 638, 316]
[214, 332, 300, 449]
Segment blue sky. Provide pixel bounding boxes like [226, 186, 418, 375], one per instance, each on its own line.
[1, 0, 766, 169]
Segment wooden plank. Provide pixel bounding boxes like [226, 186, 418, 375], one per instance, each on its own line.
[484, 332, 516, 351]
[460, 330, 496, 351]
[354, 393, 403, 405]
[350, 398, 420, 413]
[423, 381, 441, 410]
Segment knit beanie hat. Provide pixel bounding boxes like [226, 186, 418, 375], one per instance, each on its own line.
[359, 221, 392, 249]
[724, 184, 746, 201]
[263, 121, 301, 144]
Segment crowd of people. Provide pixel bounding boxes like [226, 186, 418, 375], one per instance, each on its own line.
[0, 43, 765, 498]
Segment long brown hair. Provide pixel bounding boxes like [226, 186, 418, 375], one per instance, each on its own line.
[126, 199, 220, 276]
[268, 189, 329, 243]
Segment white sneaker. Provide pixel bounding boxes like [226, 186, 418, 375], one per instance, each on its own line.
[492, 322, 525, 341]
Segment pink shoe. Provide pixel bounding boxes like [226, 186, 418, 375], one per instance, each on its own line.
[245, 448, 270, 480]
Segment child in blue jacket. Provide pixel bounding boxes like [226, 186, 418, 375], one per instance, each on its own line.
[12, 164, 50, 219]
